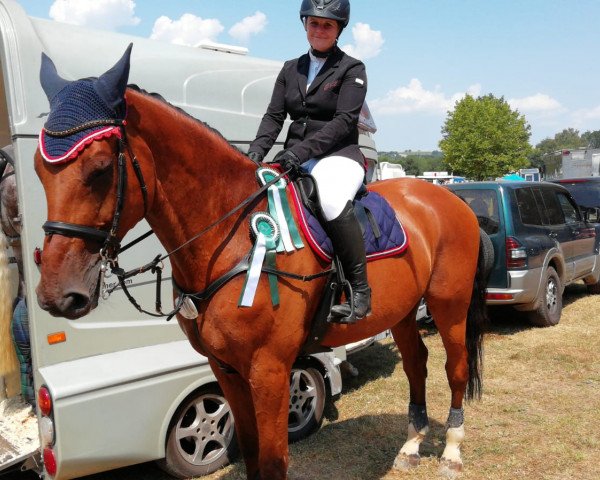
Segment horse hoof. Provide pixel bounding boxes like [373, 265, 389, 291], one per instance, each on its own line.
[393, 453, 420, 470]
[438, 458, 463, 478]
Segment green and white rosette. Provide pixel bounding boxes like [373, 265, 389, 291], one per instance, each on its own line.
[238, 212, 280, 307]
[256, 167, 304, 253]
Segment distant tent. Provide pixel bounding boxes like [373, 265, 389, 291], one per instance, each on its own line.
[501, 173, 525, 181]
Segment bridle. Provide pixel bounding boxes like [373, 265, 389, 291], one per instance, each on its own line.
[41, 119, 149, 262]
[39, 118, 317, 319]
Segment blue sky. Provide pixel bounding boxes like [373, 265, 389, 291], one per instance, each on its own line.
[16, 0, 600, 152]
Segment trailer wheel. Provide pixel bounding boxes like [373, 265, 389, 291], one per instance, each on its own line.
[157, 385, 237, 479]
[287, 363, 327, 443]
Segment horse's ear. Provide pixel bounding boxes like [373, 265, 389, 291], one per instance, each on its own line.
[95, 43, 133, 111]
[39, 52, 70, 101]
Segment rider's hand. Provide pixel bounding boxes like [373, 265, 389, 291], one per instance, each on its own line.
[274, 150, 301, 179]
[247, 151, 263, 165]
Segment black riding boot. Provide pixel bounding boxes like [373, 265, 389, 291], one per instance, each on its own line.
[325, 201, 371, 324]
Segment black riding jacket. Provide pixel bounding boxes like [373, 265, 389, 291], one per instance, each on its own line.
[248, 46, 367, 165]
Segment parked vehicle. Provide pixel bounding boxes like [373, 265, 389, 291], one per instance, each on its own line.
[0, 1, 383, 478]
[550, 177, 600, 219]
[542, 148, 600, 179]
[518, 168, 541, 182]
[448, 181, 600, 326]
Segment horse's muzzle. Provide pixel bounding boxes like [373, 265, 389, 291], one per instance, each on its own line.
[36, 285, 97, 320]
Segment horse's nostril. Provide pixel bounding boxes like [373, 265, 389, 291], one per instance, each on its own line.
[63, 291, 90, 312]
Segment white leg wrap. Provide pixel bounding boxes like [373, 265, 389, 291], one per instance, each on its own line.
[439, 407, 465, 477]
[399, 422, 429, 456]
[394, 422, 429, 470]
[441, 424, 465, 467]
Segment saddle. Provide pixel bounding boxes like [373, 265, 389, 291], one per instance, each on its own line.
[290, 173, 408, 354]
[290, 174, 408, 262]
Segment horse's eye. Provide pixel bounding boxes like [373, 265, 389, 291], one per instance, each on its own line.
[83, 156, 114, 186]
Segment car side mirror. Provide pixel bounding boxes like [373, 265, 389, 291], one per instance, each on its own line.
[583, 206, 600, 223]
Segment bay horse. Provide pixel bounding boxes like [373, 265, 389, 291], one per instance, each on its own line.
[34, 46, 487, 479]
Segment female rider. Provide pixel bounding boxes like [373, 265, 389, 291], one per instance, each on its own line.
[247, 0, 370, 324]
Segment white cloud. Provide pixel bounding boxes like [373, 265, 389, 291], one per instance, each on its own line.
[508, 93, 562, 113]
[571, 104, 600, 121]
[341, 23, 384, 60]
[371, 79, 481, 115]
[49, 0, 140, 30]
[228, 11, 267, 44]
[150, 13, 224, 46]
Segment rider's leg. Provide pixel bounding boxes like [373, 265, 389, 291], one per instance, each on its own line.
[308, 156, 371, 323]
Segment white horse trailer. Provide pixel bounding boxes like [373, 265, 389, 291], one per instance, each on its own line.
[0, 1, 380, 477]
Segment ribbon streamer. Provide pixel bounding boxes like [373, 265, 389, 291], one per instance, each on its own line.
[256, 168, 304, 252]
[238, 212, 280, 307]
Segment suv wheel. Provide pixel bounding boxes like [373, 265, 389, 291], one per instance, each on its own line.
[529, 266, 562, 327]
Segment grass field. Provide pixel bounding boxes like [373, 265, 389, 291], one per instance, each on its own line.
[68, 283, 600, 480]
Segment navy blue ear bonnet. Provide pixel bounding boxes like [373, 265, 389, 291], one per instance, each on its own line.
[39, 44, 132, 164]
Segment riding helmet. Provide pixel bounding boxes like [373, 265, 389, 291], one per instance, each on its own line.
[300, 0, 350, 29]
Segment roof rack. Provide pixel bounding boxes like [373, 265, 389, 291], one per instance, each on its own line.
[195, 41, 248, 56]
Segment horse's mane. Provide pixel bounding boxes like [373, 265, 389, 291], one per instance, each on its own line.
[126, 84, 243, 154]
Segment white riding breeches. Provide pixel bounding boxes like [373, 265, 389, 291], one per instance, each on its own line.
[301, 155, 365, 221]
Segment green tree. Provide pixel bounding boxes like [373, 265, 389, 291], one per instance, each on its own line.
[439, 94, 532, 180]
[534, 137, 559, 156]
[582, 130, 600, 148]
[378, 152, 404, 164]
[553, 128, 584, 149]
[402, 157, 420, 176]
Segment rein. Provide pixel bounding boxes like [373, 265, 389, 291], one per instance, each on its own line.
[107, 166, 333, 320]
[41, 119, 331, 319]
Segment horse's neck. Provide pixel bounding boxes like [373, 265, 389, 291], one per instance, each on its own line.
[129, 91, 259, 290]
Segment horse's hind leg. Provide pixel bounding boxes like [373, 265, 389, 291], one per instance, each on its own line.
[427, 297, 470, 477]
[390, 307, 430, 470]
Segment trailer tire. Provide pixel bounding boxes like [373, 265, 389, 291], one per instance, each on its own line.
[288, 363, 327, 443]
[157, 385, 237, 479]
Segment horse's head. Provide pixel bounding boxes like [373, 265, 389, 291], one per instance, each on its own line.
[34, 44, 149, 319]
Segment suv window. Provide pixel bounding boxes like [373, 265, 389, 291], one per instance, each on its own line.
[557, 192, 581, 223]
[515, 188, 543, 225]
[539, 188, 565, 225]
[452, 189, 499, 234]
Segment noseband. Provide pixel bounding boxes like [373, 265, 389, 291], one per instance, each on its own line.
[41, 120, 148, 259]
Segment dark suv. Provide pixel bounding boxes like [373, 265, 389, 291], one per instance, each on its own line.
[448, 181, 600, 326]
[550, 177, 600, 215]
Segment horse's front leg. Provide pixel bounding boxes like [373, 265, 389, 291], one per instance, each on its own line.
[210, 361, 260, 479]
[247, 353, 292, 480]
[390, 310, 430, 470]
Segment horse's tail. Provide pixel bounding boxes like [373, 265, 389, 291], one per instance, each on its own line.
[465, 230, 492, 401]
[0, 229, 19, 384]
